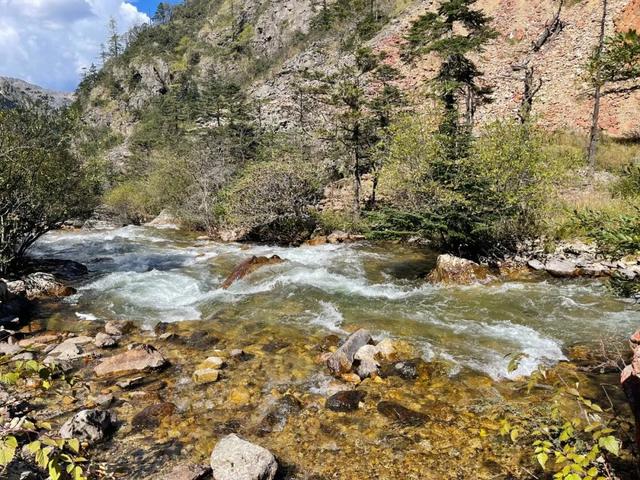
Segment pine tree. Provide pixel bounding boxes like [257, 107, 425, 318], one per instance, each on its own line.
[107, 17, 122, 59]
[402, 0, 497, 139]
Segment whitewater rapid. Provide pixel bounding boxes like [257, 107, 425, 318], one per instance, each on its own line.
[32, 226, 640, 380]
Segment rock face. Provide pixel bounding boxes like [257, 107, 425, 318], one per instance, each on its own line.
[221, 255, 284, 289]
[326, 329, 372, 376]
[210, 434, 278, 480]
[427, 254, 492, 285]
[94, 344, 168, 377]
[60, 409, 116, 443]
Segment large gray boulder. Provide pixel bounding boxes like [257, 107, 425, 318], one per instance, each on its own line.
[60, 409, 116, 443]
[545, 259, 578, 278]
[210, 434, 277, 480]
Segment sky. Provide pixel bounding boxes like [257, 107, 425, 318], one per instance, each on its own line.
[0, 1, 174, 92]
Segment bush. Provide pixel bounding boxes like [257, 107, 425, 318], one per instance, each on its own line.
[0, 108, 96, 273]
[575, 207, 640, 257]
[611, 159, 640, 199]
[379, 115, 564, 256]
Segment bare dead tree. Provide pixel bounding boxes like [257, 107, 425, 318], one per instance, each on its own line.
[514, 64, 543, 123]
[532, 0, 565, 52]
[587, 0, 609, 170]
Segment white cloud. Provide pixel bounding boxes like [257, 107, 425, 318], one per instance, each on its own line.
[0, 0, 149, 91]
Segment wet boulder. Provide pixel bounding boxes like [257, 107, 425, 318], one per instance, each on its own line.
[379, 359, 424, 380]
[354, 344, 379, 379]
[326, 390, 365, 412]
[221, 255, 285, 289]
[326, 329, 372, 376]
[94, 344, 168, 377]
[377, 401, 427, 426]
[60, 409, 117, 443]
[19, 258, 88, 281]
[427, 254, 492, 285]
[210, 434, 278, 480]
[132, 402, 176, 430]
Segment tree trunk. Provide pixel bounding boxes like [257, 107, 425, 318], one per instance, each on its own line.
[587, 0, 608, 170]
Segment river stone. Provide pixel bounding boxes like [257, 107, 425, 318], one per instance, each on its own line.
[545, 259, 578, 278]
[379, 359, 423, 380]
[160, 464, 212, 480]
[354, 344, 379, 378]
[193, 368, 220, 384]
[60, 409, 116, 443]
[527, 259, 545, 271]
[326, 329, 372, 375]
[95, 332, 119, 348]
[0, 342, 22, 356]
[581, 263, 609, 277]
[257, 394, 302, 435]
[132, 402, 176, 429]
[22, 272, 76, 299]
[326, 390, 365, 412]
[427, 254, 492, 285]
[104, 320, 133, 336]
[377, 401, 427, 426]
[221, 255, 284, 289]
[210, 434, 278, 480]
[94, 344, 168, 377]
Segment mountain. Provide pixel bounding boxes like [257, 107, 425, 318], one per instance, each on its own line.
[0, 76, 73, 110]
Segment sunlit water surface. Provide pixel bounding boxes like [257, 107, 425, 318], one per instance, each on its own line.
[32, 226, 639, 381]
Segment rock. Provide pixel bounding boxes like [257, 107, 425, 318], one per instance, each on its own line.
[354, 344, 379, 379]
[11, 352, 35, 361]
[44, 340, 85, 362]
[19, 258, 88, 281]
[160, 464, 212, 480]
[327, 231, 349, 244]
[210, 434, 278, 480]
[18, 333, 61, 347]
[94, 394, 114, 409]
[617, 268, 638, 281]
[0, 280, 7, 301]
[374, 338, 396, 360]
[427, 254, 492, 285]
[193, 368, 220, 384]
[60, 409, 116, 443]
[581, 263, 610, 277]
[144, 209, 180, 229]
[116, 376, 145, 389]
[305, 236, 327, 246]
[377, 401, 427, 426]
[326, 329, 372, 375]
[64, 335, 93, 345]
[22, 272, 76, 299]
[379, 359, 423, 380]
[261, 340, 290, 353]
[544, 259, 578, 278]
[0, 342, 22, 356]
[527, 259, 546, 271]
[199, 356, 225, 369]
[105, 320, 133, 336]
[95, 332, 119, 348]
[257, 395, 302, 435]
[94, 344, 168, 377]
[325, 390, 365, 412]
[221, 255, 284, 289]
[132, 402, 176, 429]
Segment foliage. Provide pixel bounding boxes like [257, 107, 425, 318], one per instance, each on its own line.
[0, 359, 65, 390]
[575, 208, 640, 257]
[588, 29, 640, 85]
[0, 107, 96, 274]
[379, 115, 562, 256]
[611, 159, 640, 198]
[402, 0, 497, 133]
[26, 437, 87, 480]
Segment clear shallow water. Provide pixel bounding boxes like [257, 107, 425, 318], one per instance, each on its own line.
[32, 226, 639, 380]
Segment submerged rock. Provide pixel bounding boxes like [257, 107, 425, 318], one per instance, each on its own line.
[94, 344, 168, 377]
[221, 255, 284, 289]
[193, 368, 220, 384]
[257, 394, 302, 435]
[326, 390, 365, 412]
[427, 254, 492, 285]
[210, 434, 278, 480]
[377, 401, 427, 426]
[159, 464, 212, 480]
[60, 409, 116, 443]
[379, 359, 424, 380]
[326, 329, 372, 376]
[132, 402, 176, 429]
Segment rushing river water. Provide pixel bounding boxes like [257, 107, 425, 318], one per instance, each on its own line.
[32, 225, 639, 381]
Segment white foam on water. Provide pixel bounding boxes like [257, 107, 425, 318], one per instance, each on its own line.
[75, 312, 98, 321]
[310, 301, 346, 333]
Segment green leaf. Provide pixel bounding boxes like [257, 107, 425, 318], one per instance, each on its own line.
[598, 435, 620, 456]
[536, 452, 548, 469]
[67, 438, 80, 453]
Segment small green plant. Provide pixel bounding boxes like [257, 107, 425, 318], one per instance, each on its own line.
[575, 208, 640, 257]
[0, 359, 61, 390]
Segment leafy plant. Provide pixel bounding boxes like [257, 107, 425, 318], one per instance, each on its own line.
[0, 359, 68, 390]
[575, 208, 640, 257]
[27, 437, 87, 480]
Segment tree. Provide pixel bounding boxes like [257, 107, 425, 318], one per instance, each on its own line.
[306, 47, 404, 215]
[402, 0, 497, 138]
[107, 17, 123, 59]
[153, 2, 173, 25]
[0, 108, 95, 273]
[586, 0, 608, 170]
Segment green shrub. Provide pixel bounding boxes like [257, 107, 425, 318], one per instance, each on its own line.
[379, 115, 565, 256]
[611, 159, 640, 198]
[575, 207, 640, 257]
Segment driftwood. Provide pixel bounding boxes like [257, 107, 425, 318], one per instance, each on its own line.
[220, 255, 284, 289]
[532, 0, 565, 52]
[518, 65, 543, 123]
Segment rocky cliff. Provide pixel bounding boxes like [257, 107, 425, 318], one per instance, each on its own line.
[79, 0, 640, 163]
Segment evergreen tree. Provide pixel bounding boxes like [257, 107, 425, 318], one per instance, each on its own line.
[402, 0, 497, 140]
[107, 17, 123, 59]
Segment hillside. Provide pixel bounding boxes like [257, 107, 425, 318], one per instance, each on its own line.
[78, 0, 640, 150]
[0, 76, 72, 110]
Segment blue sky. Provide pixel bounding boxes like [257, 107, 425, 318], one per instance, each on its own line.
[0, 1, 175, 92]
